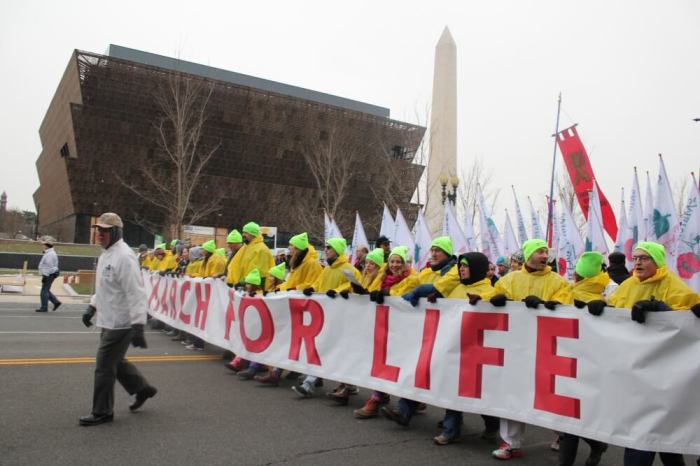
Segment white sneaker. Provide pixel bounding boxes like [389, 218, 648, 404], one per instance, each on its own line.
[185, 344, 203, 351]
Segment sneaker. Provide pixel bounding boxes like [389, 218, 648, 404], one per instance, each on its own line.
[292, 383, 313, 398]
[585, 443, 608, 466]
[314, 378, 324, 388]
[165, 330, 178, 337]
[353, 398, 380, 419]
[550, 435, 561, 451]
[416, 402, 427, 411]
[433, 434, 458, 446]
[254, 371, 280, 386]
[35, 308, 48, 312]
[185, 344, 203, 351]
[492, 442, 523, 460]
[227, 357, 248, 373]
[381, 406, 410, 426]
[326, 386, 353, 405]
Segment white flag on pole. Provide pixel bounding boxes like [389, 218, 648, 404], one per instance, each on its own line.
[676, 174, 700, 290]
[557, 198, 585, 281]
[393, 208, 416, 263]
[651, 155, 680, 273]
[324, 211, 333, 244]
[442, 202, 469, 256]
[585, 179, 609, 255]
[528, 196, 545, 239]
[412, 209, 433, 270]
[627, 169, 646, 269]
[613, 188, 631, 260]
[478, 191, 502, 262]
[349, 211, 369, 266]
[643, 171, 655, 241]
[502, 210, 520, 258]
[512, 186, 529, 244]
[379, 203, 395, 242]
[462, 204, 478, 252]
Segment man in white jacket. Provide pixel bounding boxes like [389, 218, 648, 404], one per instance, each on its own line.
[35, 237, 61, 312]
[79, 212, 157, 426]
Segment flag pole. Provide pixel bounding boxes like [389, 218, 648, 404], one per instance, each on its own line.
[546, 92, 562, 246]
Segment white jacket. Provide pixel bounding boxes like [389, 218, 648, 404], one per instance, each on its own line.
[90, 239, 148, 329]
[38, 247, 59, 277]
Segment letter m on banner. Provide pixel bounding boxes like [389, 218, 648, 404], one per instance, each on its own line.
[556, 125, 618, 240]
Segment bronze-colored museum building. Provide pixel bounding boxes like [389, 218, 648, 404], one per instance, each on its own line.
[34, 45, 425, 245]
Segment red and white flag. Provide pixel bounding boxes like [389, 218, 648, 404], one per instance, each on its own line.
[556, 125, 618, 240]
[676, 174, 700, 290]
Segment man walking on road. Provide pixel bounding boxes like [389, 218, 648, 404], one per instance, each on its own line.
[79, 212, 157, 426]
[36, 236, 61, 312]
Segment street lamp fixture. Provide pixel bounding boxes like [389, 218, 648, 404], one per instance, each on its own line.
[440, 174, 459, 206]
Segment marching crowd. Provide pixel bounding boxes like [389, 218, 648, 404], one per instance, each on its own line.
[138, 221, 700, 466]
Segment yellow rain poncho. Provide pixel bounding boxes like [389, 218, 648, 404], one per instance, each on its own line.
[278, 245, 323, 291]
[185, 259, 203, 278]
[562, 271, 609, 303]
[226, 235, 275, 287]
[447, 277, 497, 300]
[202, 253, 227, 278]
[494, 266, 571, 303]
[157, 251, 178, 273]
[311, 254, 361, 293]
[608, 267, 700, 310]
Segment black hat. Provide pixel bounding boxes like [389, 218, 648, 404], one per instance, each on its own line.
[375, 236, 391, 246]
[458, 252, 490, 285]
[608, 251, 626, 265]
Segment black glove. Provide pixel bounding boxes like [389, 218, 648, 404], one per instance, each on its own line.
[302, 287, 314, 296]
[573, 299, 587, 309]
[262, 290, 268, 297]
[523, 295, 544, 309]
[691, 303, 700, 319]
[41, 275, 47, 284]
[350, 282, 368, 295]
[490, 294, 508, 307]
[339, 290, 349, 300]
[631, 298, 671, 324]
[369, 290, 384, 304]
[248, 290, 257, 297]
[82, 305, 96, 328]
[326, 290, 337, 299]
[544, 300, 560, 311]
[587, 300, 606, 316]
[427, 291, 442, 303]
[131, 324, 147, 348]
[468, 294, 481, 306]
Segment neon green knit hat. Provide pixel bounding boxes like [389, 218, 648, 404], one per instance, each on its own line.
[216, 247, 226, 257]
[431, 236, 453, 256]
[523, 239, 548, 262]
[326, 237, 346, 256]
[389, 246, 408, 264]
[243, 222, 260, 237]
[245, 268, 262, 286]
[366, 248, 385, 267]
[269, 262, 286, 281]
[202, 240, 216, 254]
[155, 243, 166, 251]
[634, 241, 665, 267]
[227, 229, 242, 244]
[575, 251, 603, 278]
[289, 232, 309, 250]
[170, 239, 179, 247]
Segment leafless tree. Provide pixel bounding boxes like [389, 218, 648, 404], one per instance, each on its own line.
[117, 72, 222, 239]
[457, 157, 501, 228]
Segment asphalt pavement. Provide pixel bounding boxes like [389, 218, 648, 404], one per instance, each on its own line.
[0, 300, 692, 466]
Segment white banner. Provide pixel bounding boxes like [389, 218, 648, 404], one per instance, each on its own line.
[144, 272, 700, 455]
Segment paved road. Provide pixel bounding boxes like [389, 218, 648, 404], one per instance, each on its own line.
[0, 301, 692, 466]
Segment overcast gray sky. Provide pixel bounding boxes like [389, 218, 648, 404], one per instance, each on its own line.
[1, 0, 698, 236]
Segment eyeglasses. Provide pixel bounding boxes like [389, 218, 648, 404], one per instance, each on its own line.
[631, 255, 652, 263]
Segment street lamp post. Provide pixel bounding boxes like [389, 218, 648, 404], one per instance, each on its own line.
[440, 174, 459, 206]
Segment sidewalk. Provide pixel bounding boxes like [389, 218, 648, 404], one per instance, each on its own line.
[0, 273, 89, 304]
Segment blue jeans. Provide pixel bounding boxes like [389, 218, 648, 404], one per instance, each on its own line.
[441, 410, 462, 439]
[40, 274, 60, 310]
[397, 398, 419, 423]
